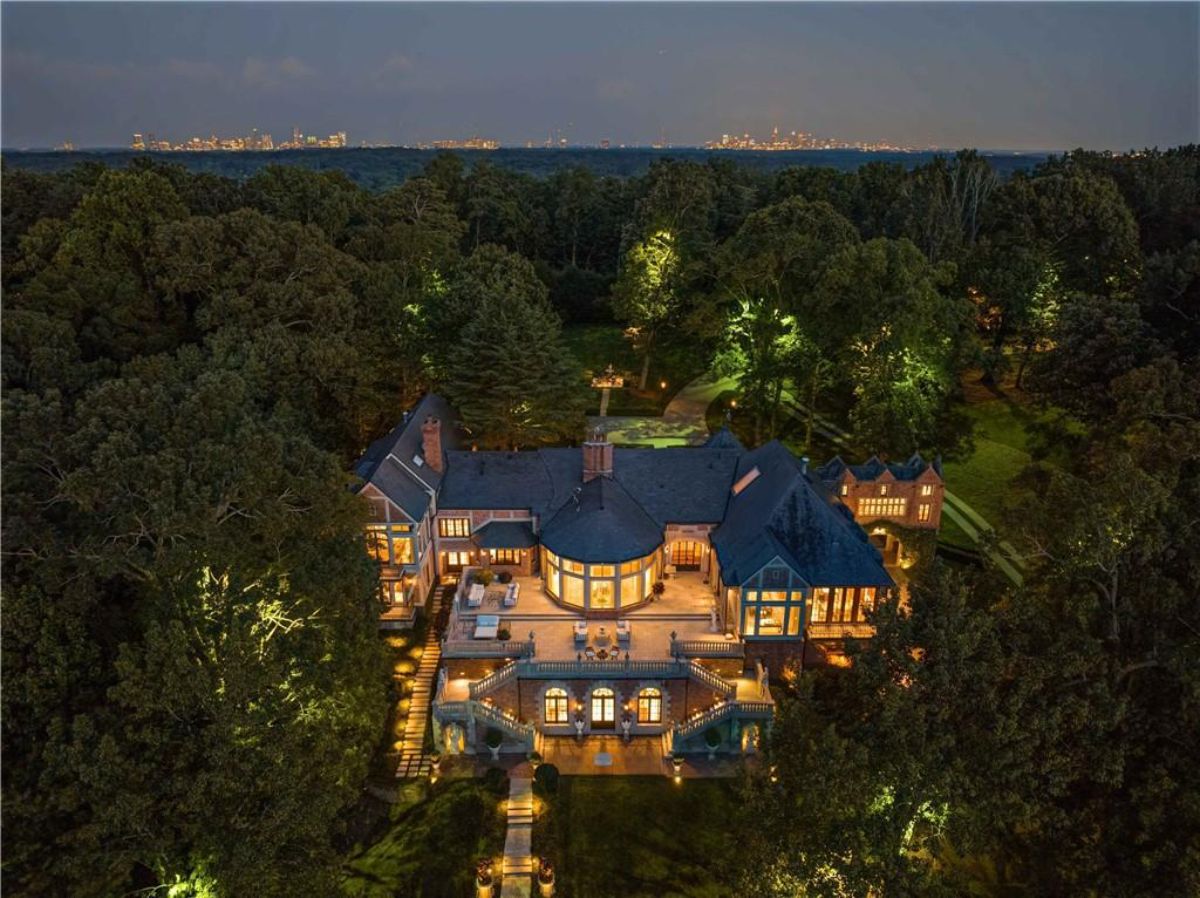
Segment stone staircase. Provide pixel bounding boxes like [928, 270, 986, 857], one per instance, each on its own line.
[395, 588, 446, 779]
[500, 776, 534, 897]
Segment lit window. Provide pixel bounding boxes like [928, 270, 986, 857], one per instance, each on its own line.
[758, 606, 784, 636]
[859, 498, 907, 518]
[562, 575, 585, 607]
[921, 484, 933, 496]
[379, 580, 410, 608]
[439, 517, 471, 538]
[840, 484, 849, 496]
[590, 564, 615, 577]
[918, 503, 931, 523]
[860, 588, 877, 617]
[879, 484, 889, 496]
[590, 579, 615, 609]
[491, 549, 520, 565]
[810, 588, 830, 623]
[364, 526, 389, 562]
[787, 606, 802, 636]
[544, 688, 569, 724]
[390, 525, 414, 564]
[562, 558, 585, 575]
[621, 559, 642, 575]
[637, 688, 662, 724]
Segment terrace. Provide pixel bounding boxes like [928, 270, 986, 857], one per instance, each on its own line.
[441, 568, 733, 662]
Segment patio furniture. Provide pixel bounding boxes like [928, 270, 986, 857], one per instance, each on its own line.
[584, 646, 597, 660]
[594, 626, 611, 648]
[573, 621, 589, 646]
[502, 582, 519, 608]
[616, 619, 631, 647]
[466, 583, 485, 608]
[473, 614, 500, 639]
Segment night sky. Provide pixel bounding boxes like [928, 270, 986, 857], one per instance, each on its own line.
[3, 2, 1196, 151]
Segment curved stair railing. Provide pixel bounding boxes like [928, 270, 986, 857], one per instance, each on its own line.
[468, 661, 519, 699]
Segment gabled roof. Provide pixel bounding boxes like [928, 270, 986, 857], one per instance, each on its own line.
[354, 394, 461, 520]
[439, 445, 741, 524]
[539, 476, 665, 563]
[703, 427, 746, 452]
[713, 441, 893, 588]
[473, 520, 537, 549]
[816, 452, 943, 485]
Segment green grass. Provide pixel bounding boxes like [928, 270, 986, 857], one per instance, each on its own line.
[941, 394, 1049, 535]
[342, 780, 506, 898]
[563, 323, 710, 416]
[533, 777, 742, 898]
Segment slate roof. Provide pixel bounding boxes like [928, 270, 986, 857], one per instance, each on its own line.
[439, 446, 740, 524]
[703, 427, 746, 452]
[712, 441, 894, 588]
[539, 476, 665, 563]
[473, 520, 537, 549]
[354, 394, 461, 521]
[816, 453, 943, 485]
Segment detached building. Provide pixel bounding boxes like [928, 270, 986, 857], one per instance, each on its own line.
[354, 397, 943, 763]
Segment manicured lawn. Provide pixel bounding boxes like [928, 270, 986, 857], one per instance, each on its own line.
[342, 780, 506, 898]
[563, 324, 711, 416]
[940, 393, 1046, 536]
[534, 777, 742, 898]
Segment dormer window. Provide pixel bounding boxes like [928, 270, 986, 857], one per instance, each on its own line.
[840, 484, 848, 496]
[921, 484, 933, 496]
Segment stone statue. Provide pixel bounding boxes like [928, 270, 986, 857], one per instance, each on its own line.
[621, 715, 632, 743]
[573, 715, 585, 742]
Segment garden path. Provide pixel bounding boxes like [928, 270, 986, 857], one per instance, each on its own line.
[500, 776, 534, 897]
[588, 373, 738, 447]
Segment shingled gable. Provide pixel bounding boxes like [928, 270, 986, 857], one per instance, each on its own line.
[817, 452, 943, 487]
[353, 393, 460, 520]
[712, 441, 894, 588]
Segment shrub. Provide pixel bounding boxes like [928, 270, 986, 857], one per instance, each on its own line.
[497, 571, 513, 584]
[652, 580, 666, 596]
[533, 762, 560, 796]
[496, 626, 511, 641]
[473, 570, 495, 586]
[481, 765, 508, 796]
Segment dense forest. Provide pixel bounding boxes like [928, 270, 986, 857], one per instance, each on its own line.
[2, 146, 1198, 896]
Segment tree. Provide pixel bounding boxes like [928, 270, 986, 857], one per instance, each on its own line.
[714, 197, 860, 443]
[612, 229, 681, 390]
[816, 238, 968, 454]
[441, 252, 586, 448]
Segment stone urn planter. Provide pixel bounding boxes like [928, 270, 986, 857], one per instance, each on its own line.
[537, 859, 556, 897]
[475, 859, 495, 898]
[670, 753, 684, 780]
[429, 752, 442, 778]
[485, 728, 503, 762]
[704, 728, 721, 761]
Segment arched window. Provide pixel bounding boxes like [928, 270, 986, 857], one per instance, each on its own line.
[637, 687, 662, 724]
[591, 687, 615, 727]
[544, 688, 569, 724]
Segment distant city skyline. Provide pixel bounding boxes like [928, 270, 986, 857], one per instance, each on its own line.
[3, 2, 1197, 151]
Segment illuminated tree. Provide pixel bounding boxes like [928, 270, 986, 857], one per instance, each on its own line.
[612, 229, 680, 390]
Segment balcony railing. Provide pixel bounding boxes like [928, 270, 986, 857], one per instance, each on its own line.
[671, 638, 745, 659]
[441, 639, 535, 659]
[806, 622, 876, 640]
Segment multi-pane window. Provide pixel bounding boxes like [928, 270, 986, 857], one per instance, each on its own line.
[442, 550, 470, 572]
[378, 579, 410, 608]
[917, 503, 931, 523]
[879, 484, 889, 496]
[365, 526, 389, 562]
[439, 517, 471, 538]
[757, 605, 785, 636]
[810, 588, 830, 622]
[859, 497, 907, 517]
[490, 549, 520, 565]
[390, 524, 414, 564]
[840, 484, 849, 496]
[921, 484, 933, 496]
[637, 688, 662, 724]
[544, 688, 569, 724]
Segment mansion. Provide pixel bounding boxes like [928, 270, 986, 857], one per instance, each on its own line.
[355, 395, 943, 761]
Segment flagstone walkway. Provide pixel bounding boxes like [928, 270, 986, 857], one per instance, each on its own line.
[394, 589, 445, 779]
[500, 776, 534, 897]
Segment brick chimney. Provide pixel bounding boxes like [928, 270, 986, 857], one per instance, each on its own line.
[421, 416, 443, 473]
[582, 427, 614, 482]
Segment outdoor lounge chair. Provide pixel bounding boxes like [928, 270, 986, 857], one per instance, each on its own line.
[473, 614, 500, 639]
[466, 583, 485, 608]
[616, 619, 631, 646]
[573, 620, 588, 645]
[502, 582, 519, 607]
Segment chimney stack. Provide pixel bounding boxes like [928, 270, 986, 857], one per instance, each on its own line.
[582, 427, 614, 482]
[421, 416, 443, 473]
